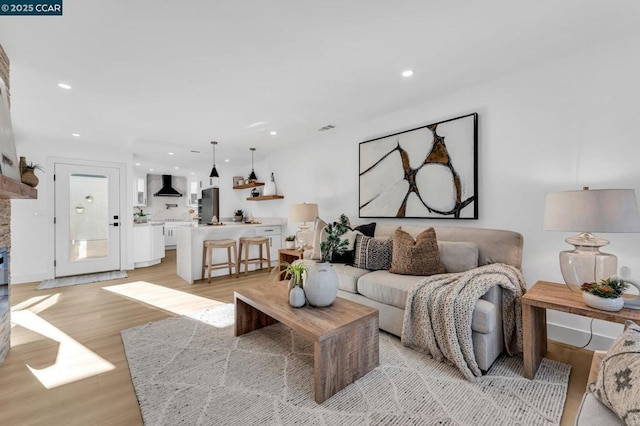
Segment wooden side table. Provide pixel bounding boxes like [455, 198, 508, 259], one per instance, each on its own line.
[278, 248, 304, 273]
[522, 280, 640, 379]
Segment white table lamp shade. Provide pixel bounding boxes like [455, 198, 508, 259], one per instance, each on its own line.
[544, 188, 640, 286]
[290, 203, 318, 224]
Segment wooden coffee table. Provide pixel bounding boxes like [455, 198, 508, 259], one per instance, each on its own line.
[234, 283, 379, 403]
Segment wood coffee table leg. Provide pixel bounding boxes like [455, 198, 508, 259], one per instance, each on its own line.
[234, 296, 278, 336]
[313, 315, 379, 403]
[523, 303, 546, 379]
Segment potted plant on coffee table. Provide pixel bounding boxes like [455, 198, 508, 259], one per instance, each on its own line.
[580, 277, 629, 312]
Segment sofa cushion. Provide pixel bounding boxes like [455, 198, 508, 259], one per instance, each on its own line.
[331, 263, 370, 293]
[356, 270, 496, 333]
[353, 234, 393, 270]
[390, 228, 445, 276]
[590, 320, 640, 424]
[438, 241, 479, 273]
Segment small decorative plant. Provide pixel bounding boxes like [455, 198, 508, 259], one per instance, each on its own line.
[24, 162, 44, 173]
[285, 235, 296, 242]
[234, 209, 243, 216]
[320, 214, 350, 262]
[580, 277, 629, 299]
[271, 261, 308, 288]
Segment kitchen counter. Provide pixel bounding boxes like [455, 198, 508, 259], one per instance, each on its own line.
[133, 221, 165, 227]
[176, 218, 286, 284]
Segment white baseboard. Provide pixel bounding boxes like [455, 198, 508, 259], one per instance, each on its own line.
[10, 272, 49, 285]
[547, 322, 615, 351]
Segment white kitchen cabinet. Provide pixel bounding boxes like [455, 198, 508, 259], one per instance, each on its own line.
[187, 179, 199, 207]
[164, 222, 193, 248]
[254, 226, 281, 266]
[133, 174, 147, 207]
[133, 224, 165, 267]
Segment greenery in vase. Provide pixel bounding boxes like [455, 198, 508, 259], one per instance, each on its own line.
[286, 263, 307, 287]
[24, 162, 45, 173]
[234, 209, 243, 216]
[320, 214, 350, 263]
[580, 277, 629, 299]
[284, 235, 296, 242]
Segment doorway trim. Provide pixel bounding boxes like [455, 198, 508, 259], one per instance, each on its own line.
[46, 156, 129, 280]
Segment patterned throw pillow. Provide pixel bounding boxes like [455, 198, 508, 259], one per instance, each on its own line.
[353, 234, 393, 270]
[590, 320, 640, 424]
[389, 228, 445, 276]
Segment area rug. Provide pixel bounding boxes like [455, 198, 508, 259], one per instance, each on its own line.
[121, 304, 571, 425]
[36, 270, 128, 290]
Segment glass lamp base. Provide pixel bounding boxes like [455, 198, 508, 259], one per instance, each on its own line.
[559, 233, 617, 286]
[295, 226, 314, 250]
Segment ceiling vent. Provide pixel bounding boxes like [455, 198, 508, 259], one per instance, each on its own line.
[318, 124, 336, 132]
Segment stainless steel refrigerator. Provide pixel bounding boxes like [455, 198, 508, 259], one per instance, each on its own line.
[198, 187, 220, 224]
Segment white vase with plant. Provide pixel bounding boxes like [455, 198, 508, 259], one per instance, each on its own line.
[580, 277, 629, 311]
[284, 235, 296, 249]
[285, 262, 307, 308]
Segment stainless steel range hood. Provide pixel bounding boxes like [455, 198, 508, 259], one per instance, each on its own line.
[153, 175, 183, 197]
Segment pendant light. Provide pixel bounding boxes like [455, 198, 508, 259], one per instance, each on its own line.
[248, 147, 257, 181]
[209, 141, 219, 178]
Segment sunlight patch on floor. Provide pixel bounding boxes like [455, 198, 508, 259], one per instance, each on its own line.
[11, 310, 115, 389]
[102, 281, 225, 315]
[11, 294, 58, 312]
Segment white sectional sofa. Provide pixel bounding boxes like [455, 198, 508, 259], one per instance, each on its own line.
[323, 224, 524, 371]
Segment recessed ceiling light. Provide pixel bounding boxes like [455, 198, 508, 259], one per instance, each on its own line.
[402, 70, 414, 78]
[135, 162, 141, 166]
[225, 159, 230, 163]
[57, 83, 72, 90]
[71, 133, 80, 137]
[190, 172, 195, 175]
[174, 166, 179, 170]
[150, 169, 154, 172]
[270, 131, 277, 136]
[168, 152, 174, 156]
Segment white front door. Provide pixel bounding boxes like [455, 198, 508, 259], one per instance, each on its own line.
[54, 163, 121, 277]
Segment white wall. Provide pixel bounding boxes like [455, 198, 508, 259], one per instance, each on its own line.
[252, 34, 640, 347]
[9, 32, 640, 346]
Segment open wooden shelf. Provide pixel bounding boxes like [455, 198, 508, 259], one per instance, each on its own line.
[233, 181, 264, 190]
[246, 195, 285, 201]
[0, 175, 37, 199]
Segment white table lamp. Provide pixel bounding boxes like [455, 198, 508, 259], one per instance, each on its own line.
[290, 203, 318, 250]
[543, 187, 640, 286]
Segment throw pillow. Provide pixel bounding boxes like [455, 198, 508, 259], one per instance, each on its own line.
[590, 320, 640, 424]
[390, 228, 445, 276]
[438, 241, 479, 273]
[330, 229, 363, 264]
[310, 217, 328, 260]
[353, 234, 393, 270]
[353, 222, 376, 237]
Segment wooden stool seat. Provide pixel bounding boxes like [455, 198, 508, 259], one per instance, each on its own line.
[238, 236, 272, 276]
[202, 239, 238, 282]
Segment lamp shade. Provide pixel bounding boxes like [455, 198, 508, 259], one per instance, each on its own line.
[290, 203, 318, 223]
[544, 188, 640, 233]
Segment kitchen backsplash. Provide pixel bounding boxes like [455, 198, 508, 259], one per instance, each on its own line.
[134, 175, 196, 222]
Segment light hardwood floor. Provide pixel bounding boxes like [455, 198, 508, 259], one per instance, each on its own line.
[0, 250, 591, 425]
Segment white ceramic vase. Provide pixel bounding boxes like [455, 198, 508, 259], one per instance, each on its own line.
[289, 286, 305, 308]
[303, 263, 339, 307]
[263, 172, 276, 196]
[582, 292, 624, 312]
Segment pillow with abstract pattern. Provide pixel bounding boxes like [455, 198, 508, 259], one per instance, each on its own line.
[390, 228, 445, 276]
[589, 320, 640, 424]
[353, 234, 392, 270]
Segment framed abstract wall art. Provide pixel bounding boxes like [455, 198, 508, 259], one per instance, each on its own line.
[359, 113, 478, 219]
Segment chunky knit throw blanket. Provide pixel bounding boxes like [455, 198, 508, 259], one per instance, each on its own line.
[401, 263, 527, 380]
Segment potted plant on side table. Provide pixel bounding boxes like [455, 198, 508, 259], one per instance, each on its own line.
[580, 277, 629, 312]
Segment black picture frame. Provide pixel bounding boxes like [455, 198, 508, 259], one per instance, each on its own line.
[359, 113, 478, 219]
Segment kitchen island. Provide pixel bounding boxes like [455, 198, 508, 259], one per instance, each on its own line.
[176, 220, 285, 284]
